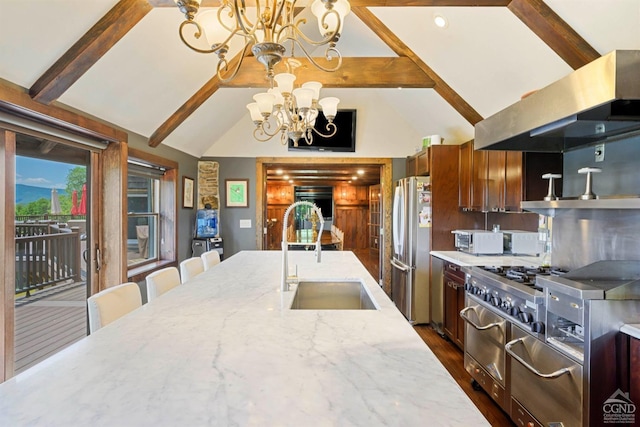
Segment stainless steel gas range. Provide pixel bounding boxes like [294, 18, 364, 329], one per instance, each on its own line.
[460, 265, 554, 414]
[462, 261, 640, 427]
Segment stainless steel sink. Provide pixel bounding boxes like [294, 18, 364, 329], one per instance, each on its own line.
[290, 280, 377, 310]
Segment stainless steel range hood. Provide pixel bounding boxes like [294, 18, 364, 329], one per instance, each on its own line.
[475, 50, 640, 152]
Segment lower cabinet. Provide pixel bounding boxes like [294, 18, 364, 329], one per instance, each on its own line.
[443, 261, 465, 350]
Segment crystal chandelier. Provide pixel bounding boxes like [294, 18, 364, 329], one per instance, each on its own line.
[246, 59, 340, 146]
[174, 0, 351, 82]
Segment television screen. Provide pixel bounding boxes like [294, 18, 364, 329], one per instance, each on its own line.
[288, 109, 356, 152]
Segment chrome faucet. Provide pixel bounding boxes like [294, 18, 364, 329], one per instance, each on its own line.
[281, 201, 324, 292]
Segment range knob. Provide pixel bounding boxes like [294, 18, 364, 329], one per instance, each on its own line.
[464, 282, 473, 292]
[508, 306, 521, 317]
[501, 300, 512, 311]
[491, 296, 502, 307]
[484, 293, 493, 302]
[531, 321, 545, 334]
[518, 311, 533, 324]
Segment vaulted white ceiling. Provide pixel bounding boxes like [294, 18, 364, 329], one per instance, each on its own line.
[0, 0, 638, 158]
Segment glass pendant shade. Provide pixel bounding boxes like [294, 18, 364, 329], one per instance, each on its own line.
[301, 81, 322, 101]
[292, 88, 314, 109]
[246, 103, 263, 122]
[196, 10, 228, 46]
[311, 0, 351, 35]
[318, 97, 339, 118]
[253, 93, 275, 114]
[274, 73, 296, 95]
[267, 88, 285, 106]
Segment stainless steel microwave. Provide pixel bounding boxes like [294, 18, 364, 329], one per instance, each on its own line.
[451, 230, 503, 255]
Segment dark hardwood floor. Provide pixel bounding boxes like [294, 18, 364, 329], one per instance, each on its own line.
[414, 325, 515, 426]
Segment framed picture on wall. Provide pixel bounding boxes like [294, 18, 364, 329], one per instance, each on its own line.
[226, 179, 249, 208]
[183, 176, 195, 208]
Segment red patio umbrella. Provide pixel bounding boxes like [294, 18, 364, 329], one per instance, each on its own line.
[71, 190, 78, 216]
[79, 183, 87, 216]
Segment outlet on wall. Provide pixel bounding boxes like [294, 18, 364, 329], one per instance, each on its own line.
[595, 143, 605, 162]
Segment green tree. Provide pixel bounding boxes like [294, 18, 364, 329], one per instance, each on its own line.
[16, 198, 50, 216]
[65, 166, 87, 196]
[65, 166, 86, 214]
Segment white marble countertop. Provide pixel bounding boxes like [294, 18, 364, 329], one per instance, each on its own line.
[620, 324, 640, 340]
[0, 251, 489, 426]
[430, 250, 544, 268]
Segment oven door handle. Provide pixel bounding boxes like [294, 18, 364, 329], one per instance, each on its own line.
[505, 338, 572, 379]
[459, 306, 503, 331]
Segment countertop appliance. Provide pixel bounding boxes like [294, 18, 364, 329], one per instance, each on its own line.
[452, 229, 503, 255]
[391, 176, 432, 324]
[502, 230, 541, 255]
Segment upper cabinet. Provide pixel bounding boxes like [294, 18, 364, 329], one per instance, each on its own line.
[459, 140, 562, 212]
[266, 183, 294, 205]
[334, 184, 368, 206]
[406, 148, 430, 176]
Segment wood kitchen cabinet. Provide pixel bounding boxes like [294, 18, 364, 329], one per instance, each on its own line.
[266, 183, 294, 205]
[459, 140, 562, 212]
[334, 184, 368, 206]
[405, 148, 430, 176]
[443, 261, 465, 350]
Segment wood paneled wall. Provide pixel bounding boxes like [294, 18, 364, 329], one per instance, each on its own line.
[266, 182, 371, 251]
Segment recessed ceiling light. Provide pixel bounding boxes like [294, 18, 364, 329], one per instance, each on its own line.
[357, 169, 364, 175]
[288, 179, 294, 184]
[283, 175, 289, 180]
[276, 169, 283, 175]
[434, 14, 448, 28]
[352, 176, 358, 180]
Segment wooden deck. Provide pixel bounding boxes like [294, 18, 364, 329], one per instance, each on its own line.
[14, 281, 88, 374]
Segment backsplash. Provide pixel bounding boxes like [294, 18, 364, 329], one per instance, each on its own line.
[552, 133, 640, 269]
[563, 133, 640, 198]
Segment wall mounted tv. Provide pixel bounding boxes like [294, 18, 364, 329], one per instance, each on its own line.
[288, 109, 357, 152]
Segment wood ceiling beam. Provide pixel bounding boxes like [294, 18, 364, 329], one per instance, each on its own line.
[221, 57, 435, 88]
[29, 0, 153, 104]
[352, 6, 483, 125]
[149, 0, 509, 6]
[0, 80, 127, 143]
[507, 0, 600, 70]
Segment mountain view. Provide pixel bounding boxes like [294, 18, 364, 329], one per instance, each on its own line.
[16, 184, 66, 205]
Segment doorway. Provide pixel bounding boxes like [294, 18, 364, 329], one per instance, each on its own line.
[13, 135, 93, 374]
[256, 157, 393, 291]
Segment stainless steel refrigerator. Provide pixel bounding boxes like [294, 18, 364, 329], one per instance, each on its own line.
[391, 176, 431, 324]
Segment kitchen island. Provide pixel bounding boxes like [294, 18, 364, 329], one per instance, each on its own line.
[0, 251, 489, 426]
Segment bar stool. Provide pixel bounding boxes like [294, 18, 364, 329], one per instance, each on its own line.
[146, 266, 181, 302]
[179, 257, 204, 284]
[201, 250, 221, 271]
[87, 282, 142, 333]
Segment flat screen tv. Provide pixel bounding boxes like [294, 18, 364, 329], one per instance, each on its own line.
[288, 109, 356, 152]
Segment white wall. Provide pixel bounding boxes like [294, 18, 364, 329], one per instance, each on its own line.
[203, 89, 440, 158]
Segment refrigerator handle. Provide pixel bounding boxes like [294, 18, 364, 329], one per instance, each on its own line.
[391, 258, 411, 272]
[393, 182, 404, 255]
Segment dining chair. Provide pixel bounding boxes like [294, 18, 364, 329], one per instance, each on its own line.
[87, 282, 142, 333]
[180, 257, 205, 284]
[201, 250, 221, 271]
[146, 266, 181, 302]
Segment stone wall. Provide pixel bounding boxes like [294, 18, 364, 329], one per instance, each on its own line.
[197, 161, 219, 209]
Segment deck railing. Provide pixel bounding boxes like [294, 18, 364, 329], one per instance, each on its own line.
[15, 229, 81, 296]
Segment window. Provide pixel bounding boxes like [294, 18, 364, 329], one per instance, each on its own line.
[127, 171, 161, 267]
[126, 148, 178, 278]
